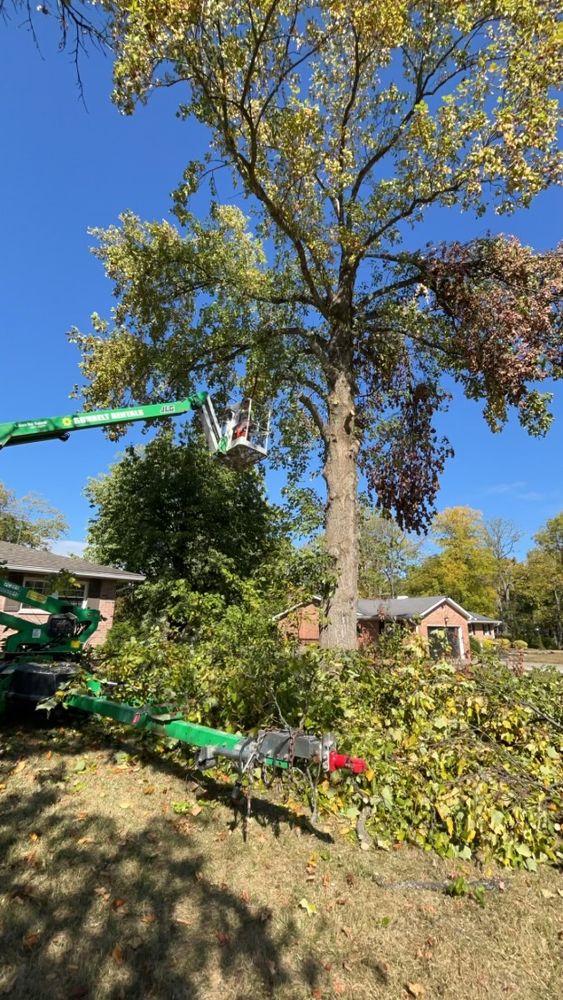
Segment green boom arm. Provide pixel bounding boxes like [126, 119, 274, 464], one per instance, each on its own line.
[0, 393, 209, 450]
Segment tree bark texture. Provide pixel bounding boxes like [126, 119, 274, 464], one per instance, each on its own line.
[320, 369, 359, 650]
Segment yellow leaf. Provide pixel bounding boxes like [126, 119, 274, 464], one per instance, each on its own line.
[298, 897, 317, 917]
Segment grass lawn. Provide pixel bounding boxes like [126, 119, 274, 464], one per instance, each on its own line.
[521, 650, 563, 670]
[0, 719, 561, 1000]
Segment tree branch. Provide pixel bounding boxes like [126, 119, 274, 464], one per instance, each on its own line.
[299, 392, 328, 442]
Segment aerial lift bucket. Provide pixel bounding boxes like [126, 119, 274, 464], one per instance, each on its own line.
[199, 396, 271, 471]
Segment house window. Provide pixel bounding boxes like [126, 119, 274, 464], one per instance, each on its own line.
[22, 576, 87, 609]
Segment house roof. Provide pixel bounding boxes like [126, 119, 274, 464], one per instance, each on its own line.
[467, 611, 502, 625]
[356, 595, 470, 620]
[0, 540, 145, 583]
[274, 595, 501, 627]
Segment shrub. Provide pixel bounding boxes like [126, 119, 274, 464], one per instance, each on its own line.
[95, 592, 563, 870]
[469, 635, 482, 656]
[512, 640, 528, 650]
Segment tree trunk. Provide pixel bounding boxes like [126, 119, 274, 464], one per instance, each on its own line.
[320, 369, 359, 650]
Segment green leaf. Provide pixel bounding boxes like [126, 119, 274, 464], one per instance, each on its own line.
[490, 810, 504, 834]
[381, 786, 394, 811]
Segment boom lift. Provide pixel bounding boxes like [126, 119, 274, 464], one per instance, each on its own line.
[0, 391, 270, 469]
[0, 388, 365, 786]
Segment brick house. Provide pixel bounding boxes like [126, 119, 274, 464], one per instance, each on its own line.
[0, 540, 145, 647]
[467, 612, 502, 642]
[277, 595, 501, 657]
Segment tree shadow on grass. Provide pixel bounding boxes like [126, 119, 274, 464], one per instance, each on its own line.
[2, 715, 334, 844]
[0, 725, 325, 999]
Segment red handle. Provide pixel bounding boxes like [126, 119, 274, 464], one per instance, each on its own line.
[328, 751, 367, 774]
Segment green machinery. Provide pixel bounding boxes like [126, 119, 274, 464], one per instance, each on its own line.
[0, 576, 101, 659]
[0, 391, 365, 782]
[0, 391, 270, 467]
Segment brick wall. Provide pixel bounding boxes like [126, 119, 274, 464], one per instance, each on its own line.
[468, 624, 497, 642]
[358, 620, 382, 647]
[418, 601, 470, 659]
[89, 579, 117, 646]
[278, 603, 321, 644]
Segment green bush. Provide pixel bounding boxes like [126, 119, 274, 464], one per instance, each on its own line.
[95, 591, 563, 870]
[469, 635, 482, 656]
[495, 637, 511, 651]
[512, 640, 528, 650]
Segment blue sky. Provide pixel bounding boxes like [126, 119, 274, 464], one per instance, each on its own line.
[0, 19, 561, 560]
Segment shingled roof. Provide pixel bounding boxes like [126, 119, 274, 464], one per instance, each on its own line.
[356, 596, 469, 620]
[467, 611, 502, 625]
[0, 540, 145, 582]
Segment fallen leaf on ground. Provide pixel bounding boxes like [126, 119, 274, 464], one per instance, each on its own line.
[215, 930, 229, 945]
[112, 898, 127, 910]
[141, 914, 156, 924]
[298, 897, 317, 917]
[406, 983, 425, 998]
[540, 889, 556, 899]
[111, 945, 124, 963]
[13, 761, 27, 773]
[23, 932, 40, 950]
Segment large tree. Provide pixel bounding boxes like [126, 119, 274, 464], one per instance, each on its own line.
[485, 515, 521, 627]
[71, 1, 562, 647]
[515, 513, 563, 648]
[358, 509, 421, 598]
[0, 481, 67, 548]
[407, 506, 497, 615]
[85, 430, 285, 589]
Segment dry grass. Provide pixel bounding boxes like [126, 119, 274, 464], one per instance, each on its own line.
[522, 649, 563, 670]
[0, 719, 561, 1000]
